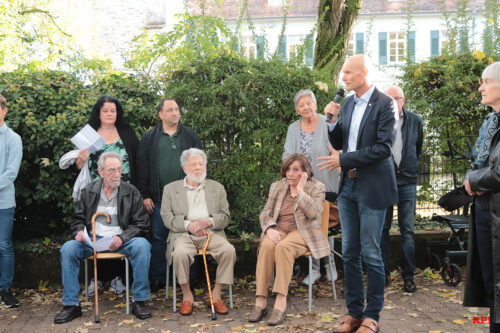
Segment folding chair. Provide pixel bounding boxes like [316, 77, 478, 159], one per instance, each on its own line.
[84, 253, 130, 314]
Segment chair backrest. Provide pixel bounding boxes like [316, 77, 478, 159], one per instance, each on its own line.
[321, 200, 330, 237]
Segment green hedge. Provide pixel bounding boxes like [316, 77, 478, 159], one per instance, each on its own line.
[1, 57, 336, 239]
[166, 55, 336, 235]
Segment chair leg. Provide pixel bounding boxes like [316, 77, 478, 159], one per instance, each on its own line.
[229, 284, 233, 309]
[308, 255, 312, 312]
[327, 253, 337, 301]
[124, 257, 130, 315]
[84, 259, 88, 302]
[165, 262, 170, 300]
[173, 264, 176, 312]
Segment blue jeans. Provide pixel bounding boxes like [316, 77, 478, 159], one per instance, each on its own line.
[60, 237, 151, 305]
[381, 184, 416, 280]
[150, 202, 168, 282]
[338, 178, 386, 322]
[0, 207, 15, 291]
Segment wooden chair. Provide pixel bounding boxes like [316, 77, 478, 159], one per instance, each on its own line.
[84, 253, 130, 314]
[165, 250, 233, 312]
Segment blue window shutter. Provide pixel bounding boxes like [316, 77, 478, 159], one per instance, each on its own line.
[430, 30, 440, 57]
[378, 32, 387, 65]
[409, 31, 416, 61]
[278, 35, 287, 62]
[257, 36, 264, 59]
[305, 34, 314, 66]
[356, 32, 364, 54]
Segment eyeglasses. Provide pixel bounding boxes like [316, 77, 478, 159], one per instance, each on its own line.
[105, 168, 122, 175]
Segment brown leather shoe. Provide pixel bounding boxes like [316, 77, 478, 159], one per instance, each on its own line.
[356, 318, 380, 333]
[248, 305, 268, 322]
[267, 308, 286, 326]
[179, 300, 193, 316]
[210, 299, 229, 315]
[332, 315, 363, 333]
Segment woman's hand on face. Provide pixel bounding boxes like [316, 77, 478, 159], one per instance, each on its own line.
[296, 172, 308, 194]
[75, 148, 90, 169]
[266, 228, 282, 244]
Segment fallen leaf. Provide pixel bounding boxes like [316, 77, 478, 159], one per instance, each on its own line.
[83, 321, 94, 326]
[232, 326, 244, 331]
[114, 303, 126, 308]
[452, 319, 466, 325]
[194, 288, 204, 296]
[258, 326, 271, 331]
[11, 315, 17, 319]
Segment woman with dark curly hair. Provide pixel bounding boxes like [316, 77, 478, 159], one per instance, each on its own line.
[75, 95, 139, 184]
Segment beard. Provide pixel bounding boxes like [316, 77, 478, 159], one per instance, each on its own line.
[187, 171, 206, 185]
[109, 177, 121, 189]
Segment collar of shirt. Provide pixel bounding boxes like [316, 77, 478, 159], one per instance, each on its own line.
[162, 125, 179, 137]
[183, 177, 206, 191]
[353, 85, 375, 106]
[100, 184, 118, 203]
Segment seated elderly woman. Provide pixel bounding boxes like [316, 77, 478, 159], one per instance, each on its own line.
[248, 153, 330, 326]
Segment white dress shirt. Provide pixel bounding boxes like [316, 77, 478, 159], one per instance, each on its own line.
[347, 85, 375, 152]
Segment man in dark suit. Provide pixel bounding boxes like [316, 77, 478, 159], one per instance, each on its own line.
[381, 86, 423, 293]
[318, 55, 398, 333]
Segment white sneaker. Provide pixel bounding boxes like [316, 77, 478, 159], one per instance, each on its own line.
[109, 276, 126, 294]
[302, 269, 321, 285]
[82, 278, 103, 297]
[324, 264, 338, 282]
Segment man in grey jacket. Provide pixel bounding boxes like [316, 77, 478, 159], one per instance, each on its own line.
[54, 152, 152, 324]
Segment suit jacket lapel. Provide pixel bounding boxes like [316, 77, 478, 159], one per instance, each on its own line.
[175, 181, 189, 214]
[356, 88, 378, 146]
[272, 182, 288, 219]
[204, 181, 216, 214]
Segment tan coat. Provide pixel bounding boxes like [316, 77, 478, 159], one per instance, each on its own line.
[259, 179, 329, 259]
[161, 179, 230, 265]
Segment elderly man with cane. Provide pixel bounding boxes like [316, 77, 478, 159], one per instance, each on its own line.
[161, 148, 236, 316]
[54, 152, 152, 324]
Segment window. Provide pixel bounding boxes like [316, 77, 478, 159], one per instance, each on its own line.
[268, 0, 282, 6]
[346, 34, 355, 57]
[287, 35, 303, 59]
[242, 36, 257, 59]
[389, 31, 406, 63]
[441, 31, 449, 53]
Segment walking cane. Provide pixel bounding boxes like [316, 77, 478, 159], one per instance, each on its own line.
[202, 231, 217, 320]
[91, 212, 110, 323]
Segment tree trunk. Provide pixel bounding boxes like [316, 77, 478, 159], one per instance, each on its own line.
[314, 0, 362, 83]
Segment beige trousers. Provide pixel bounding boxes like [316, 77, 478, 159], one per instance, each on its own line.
[255, 229, 308, 297]
[172, 232, 236, 285]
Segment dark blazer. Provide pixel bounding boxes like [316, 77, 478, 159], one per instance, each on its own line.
[394, 108, 424, 185]
[136, 124, 203, 203]
[70, 180, 150, 243]
[329, 87, 398, 209]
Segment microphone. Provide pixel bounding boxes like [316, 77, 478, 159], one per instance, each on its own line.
[325, 88, 345, 122]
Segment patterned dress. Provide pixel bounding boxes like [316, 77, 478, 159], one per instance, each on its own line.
[88, 139, 131, 183]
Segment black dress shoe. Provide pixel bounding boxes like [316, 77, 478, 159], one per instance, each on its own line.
[150, 279, 166, 293]
[132, 301, 152, 319]
[403, 279, 416, 293]
[54, 305, 82, 324]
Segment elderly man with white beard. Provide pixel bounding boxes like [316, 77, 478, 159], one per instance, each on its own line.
[161, 148, 236, 316]
[55, 152, 152, 324]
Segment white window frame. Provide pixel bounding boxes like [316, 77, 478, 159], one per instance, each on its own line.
[388, 31, 406, 64]
[287, 35, 303, 59]
[242, 36, 257, 59]
[268, 0, 282, 6]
